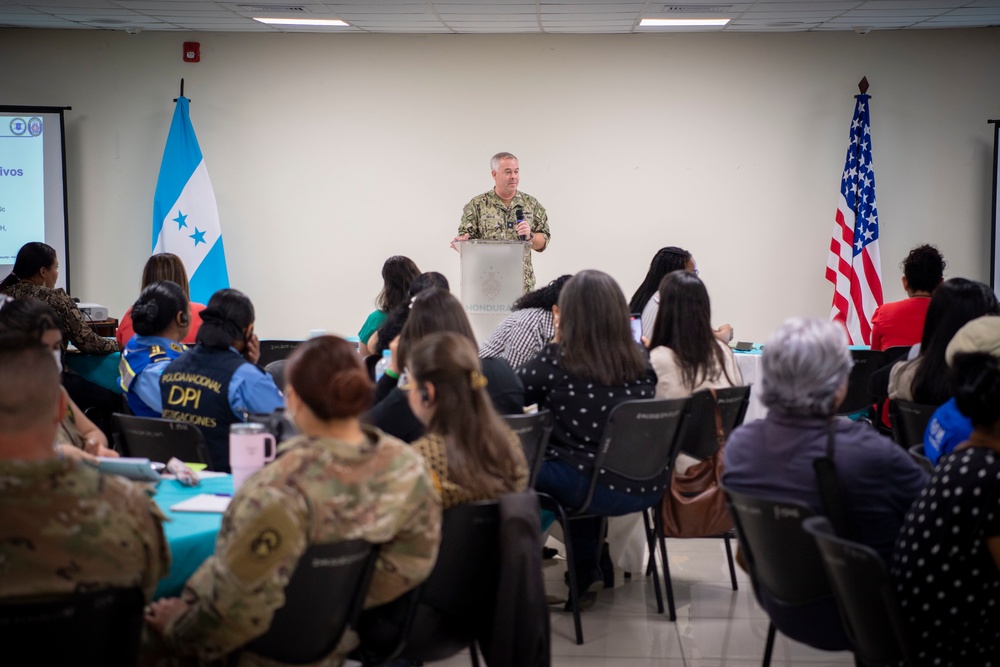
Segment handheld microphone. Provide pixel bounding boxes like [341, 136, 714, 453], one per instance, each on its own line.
[515, 206, 527, 241]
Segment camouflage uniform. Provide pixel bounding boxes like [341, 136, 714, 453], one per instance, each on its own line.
[412, 431, 529, 509]
[1, 281, 120, 355]
[459, 190, 551, 293]
[0, 456, 170, 601]
[151, 426, 442, 667]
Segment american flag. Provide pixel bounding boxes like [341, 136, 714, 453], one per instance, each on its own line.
[826, 92, 883, 345]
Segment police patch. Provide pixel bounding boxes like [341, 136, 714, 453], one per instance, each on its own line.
[250, 529, 281, 558]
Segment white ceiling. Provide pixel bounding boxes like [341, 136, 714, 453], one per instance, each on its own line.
[1, 0, 999, 34]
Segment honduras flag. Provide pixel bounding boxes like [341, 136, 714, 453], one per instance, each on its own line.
[152, 96, 229, 305]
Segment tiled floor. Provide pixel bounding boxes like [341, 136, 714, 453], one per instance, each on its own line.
[428, 537, 855, 666]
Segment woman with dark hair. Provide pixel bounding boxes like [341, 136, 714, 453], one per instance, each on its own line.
[648, 271, 741, 399]
[479, 274, 572, 369]
[358, 255, 421, 356]
[0, 298, 118, 460]
[145, 335, 441, 666]
[888, 278, 1000, 404]
[364, 288, 524, 443]
[160, 288, 284, 472]
[891, 316, 1000, 666]
[118, 281, 190, 417]
[630, 246, 734, 343]
[519, 270, 657, 607]
[0, 242, 118, 355]
[116, 253, 206, 348]
[370, 270, 450, 357]
[406, 331, 528, 508]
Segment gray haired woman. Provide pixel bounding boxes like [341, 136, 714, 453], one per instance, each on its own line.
[722, 317, 927, 650]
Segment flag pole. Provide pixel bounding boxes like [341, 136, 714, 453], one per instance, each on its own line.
[858, 76, 869, 95]
[173, 78, 185, 103]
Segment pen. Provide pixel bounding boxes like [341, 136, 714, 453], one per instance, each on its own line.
[212, 493, 232, 497]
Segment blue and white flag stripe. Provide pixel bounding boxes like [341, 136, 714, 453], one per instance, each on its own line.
[152, 96, 229, 305]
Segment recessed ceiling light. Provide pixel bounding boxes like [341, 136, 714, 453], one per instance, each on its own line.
[253, 17, 349, 27]
[640, 18, 730, 27]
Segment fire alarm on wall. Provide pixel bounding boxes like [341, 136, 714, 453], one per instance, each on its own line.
[183, 42, 200, 63]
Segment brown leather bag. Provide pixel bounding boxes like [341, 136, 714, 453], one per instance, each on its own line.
[660, 389, 734, 538]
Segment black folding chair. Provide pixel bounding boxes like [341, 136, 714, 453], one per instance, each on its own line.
[803, 516, 915, 666]
[257, 340, 302, 368]
[502, 410, 554, 487]
[723, 487, 850, 666]
[264, 359, 287, 390]
[837, 349, 890, 416]
[890, 399, 939, 448]
[0, 587, 144, 667]
[907, 444, 934, 473]
[542, 398, 689, 644]
[234, 540, 378, 665]
[112, 413, 214, 470]
[653, 386, 750, 620]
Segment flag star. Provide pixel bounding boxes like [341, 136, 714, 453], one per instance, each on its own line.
[858, 102, 865, 112]
[864, 228, 874, 240]
[855, 237, 864, 250]
[852, 118, 861, 129]
[190, 227, 207, 246]
[173, 211, 188, 229]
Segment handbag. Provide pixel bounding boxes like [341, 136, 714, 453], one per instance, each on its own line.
[660, 389, 734, 538]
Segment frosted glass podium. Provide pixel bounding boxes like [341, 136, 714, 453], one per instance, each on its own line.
[455, 239, 527, 343]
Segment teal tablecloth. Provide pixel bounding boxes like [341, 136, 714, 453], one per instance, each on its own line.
[64, 351, 122, 394]
[154, 475, 232, 599]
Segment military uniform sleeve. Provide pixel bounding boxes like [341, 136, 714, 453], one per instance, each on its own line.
[365, 453, 442, 608]
[459, 197, 481, 239]
[164, 484, 310, 660]
[51, 289, 120, 354]
[531, 200, 550, 249]
[112, 477, 171, 602]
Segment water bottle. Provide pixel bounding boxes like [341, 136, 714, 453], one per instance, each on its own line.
[374, 349, 392, 381]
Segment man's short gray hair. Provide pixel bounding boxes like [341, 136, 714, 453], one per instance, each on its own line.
[760, 317, 853, 417]
[490, 152, 518, 172]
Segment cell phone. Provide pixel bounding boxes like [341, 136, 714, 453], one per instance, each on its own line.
[733, 341, 754, 351]
[630, 314, 643, 344]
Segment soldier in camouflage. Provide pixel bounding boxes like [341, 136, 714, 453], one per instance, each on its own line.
[453, 152, 551, 293]
[144, 336, 441, 667]
[0, 342, 169, 601]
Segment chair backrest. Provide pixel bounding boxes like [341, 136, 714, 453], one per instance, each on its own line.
[244, 539, 378, 664]
[907, 444, 934, 473]
[0, 587, 144, 666]
[803, 516, 915, 666]
[676, 386, 751, 460]
[112, 413, 215, 470]
[837, 349, 890, 415]
[890, 399, 939, 448]
[264, 359, 287, 390]
[883, 345, 912, 365]
[501, 410, 554, 487]
[723, 486, 830, 605]
[258, 340, 302, 368]
[245, 410, 300, 444]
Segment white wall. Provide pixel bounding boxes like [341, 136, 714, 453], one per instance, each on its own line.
[2, 28, 999, 343]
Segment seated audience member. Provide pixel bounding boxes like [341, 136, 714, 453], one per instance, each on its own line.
[479, 274, 572, 370]
[888, 278, 1000, 404]
[0, 298, 118, 459]
[119, 281, 190, 417]
[117, 253, 206, 348]
[520, 270, 658, 608]
[923, 314, 1000, 464]
[407, 331, 528, 508]
[0, 341, 168, 600]
[359, 255, 421, 356]
[892, 315, 1000, 666]
[370, 271, 450, 357]
[723, 317, 928, 649]
[870, 244, 945, 351]
[160, 289, 284, 472]
[629, 246, 733, 344]
[144, 335, 441, 667]
[365, 288, 524, 443]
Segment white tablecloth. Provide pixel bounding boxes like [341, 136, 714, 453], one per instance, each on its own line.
[734, 352, 767, 423]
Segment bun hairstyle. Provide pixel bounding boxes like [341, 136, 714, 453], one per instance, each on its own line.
[285, 335, 373, 420]
[0, 242, 58, 291]
[196, 289, 255, 350]
[131, 280, 189, 337]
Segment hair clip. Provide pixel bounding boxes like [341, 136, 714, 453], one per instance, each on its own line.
[469, 370, 488, 390]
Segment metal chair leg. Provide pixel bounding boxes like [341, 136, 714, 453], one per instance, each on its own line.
[762, 622, 776, 667]
[469, 640, 481, 667]
[642, 509, 664, 614]
[654, 505, 677, 621]
[724, 531, 739, 591]
[540, 493, 584, 645]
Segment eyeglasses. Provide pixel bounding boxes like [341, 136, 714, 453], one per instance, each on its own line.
[398, 369, 415, 392]
[692, 268, 700, 276]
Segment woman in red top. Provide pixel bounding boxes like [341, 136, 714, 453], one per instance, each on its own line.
[117, 253, 205, 347]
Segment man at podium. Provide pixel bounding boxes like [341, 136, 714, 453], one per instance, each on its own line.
[453, 152, 551, 293]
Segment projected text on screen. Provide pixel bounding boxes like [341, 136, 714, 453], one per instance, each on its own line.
[0, 115, 46, 263]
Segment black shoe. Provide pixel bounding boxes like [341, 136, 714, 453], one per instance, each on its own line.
[542, 546, 559, 560]
[600, 541, 614, 588]
[563, 567, 603, 611]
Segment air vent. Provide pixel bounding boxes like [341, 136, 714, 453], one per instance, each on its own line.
[237, 5, 308, 13]
[665, 5, 733, 12]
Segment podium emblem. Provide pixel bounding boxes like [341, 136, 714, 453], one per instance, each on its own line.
[481, 267, 502, 301]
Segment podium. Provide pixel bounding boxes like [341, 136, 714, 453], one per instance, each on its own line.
[455, 239, 527, 343]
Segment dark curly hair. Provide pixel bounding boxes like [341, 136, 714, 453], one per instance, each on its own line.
[901, 244, 945, 294]
[512, 274, 572, 312]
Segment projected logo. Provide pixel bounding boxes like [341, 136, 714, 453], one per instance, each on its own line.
[28, 118, 42, 137]
[9, 118, 26, 135]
